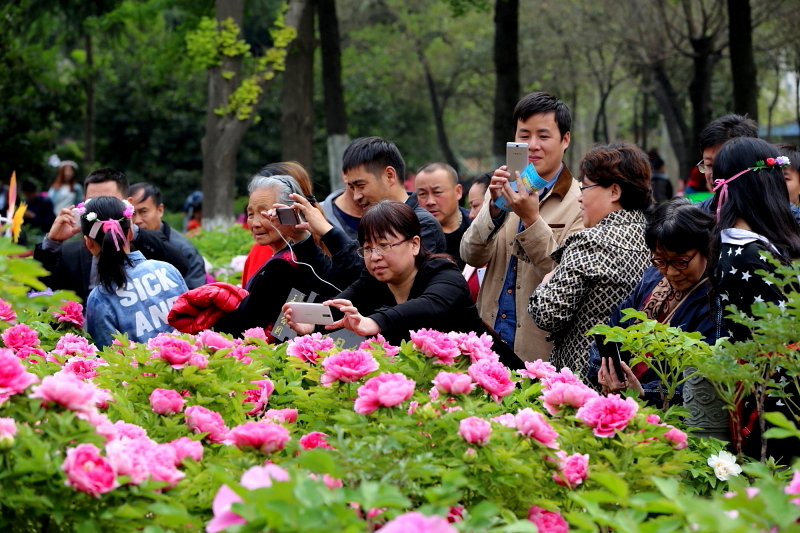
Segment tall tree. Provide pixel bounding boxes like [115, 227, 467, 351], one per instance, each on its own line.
[190, 0, 307, 228]
[317, 0, 349, 191]
[281, 0, 315, 174]
[491, 0, 519, 168]
[727, 0, 758, 120]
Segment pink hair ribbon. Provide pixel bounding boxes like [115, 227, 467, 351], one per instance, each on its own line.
[712, 168, 750, 222]
[88, 219, 127, 251]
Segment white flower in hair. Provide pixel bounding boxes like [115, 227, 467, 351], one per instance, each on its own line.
[86, 212, 97, 222]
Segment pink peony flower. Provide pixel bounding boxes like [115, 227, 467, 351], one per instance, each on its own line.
[429, 386, 440, 401]
[468, 360, 515, 402]
[518, 359, 557, 380]
[447, 506, 465, 523]
[410, 328, 461, 365]
[541, 382, 599, 416]
[111, 421, 148, 440]
[207, 465, 289, 533]
[243, 378, 274, 415]
[515, 408, 559, 449]
[0, 417, 17, 446]
[93, 388, 113, 409]
[15, 346, 47, 363]
[30, 374, 98, 413]
[785, 470, 800, 506]
[358, 334, 400, 356]
[0, 348, 39, 396]
[646, 414, 661, 424]
[242, 327, 267, 342]
[354, 373, 417, 415]
[320, 349, 379, 386]
[264, 408, 298, 423]
[149, 388, 186, 415]
[168, 437, 204, 464]
[407, 401, 420, 414]
[286, 332, 335, 364]
[490, 413, 517, 427]
[228, 344, 256, 364]
[448, 331, 498, 363]
[228, 421, 291, 454]
[54, 301, 84, 328]
[2, 323, 39, 350]
[540, 368, 582, 391]
[188, 352, 209, 369]
[105, 436, 158, 485]
[299, 431, 335, 450]
[458, 416, 492, 446]
[527, 506, 569, 533]
[309, 472, 343, 489]
[151, 337, 197, 368]
[146, 444, 185, 488]
[552, 451, 589, 488]
[432, 371, 475, 395]
[662, 425, 688, 450]
[197, 330, 234, 352]
[62, 443, 118, 497]
[0, 299, 17, 323]
[59, 356, 106, 381]
[52, 333, 96, 358]
[576, 394, 639, 438]
[184, 405, 229, 443]
[381, 511, 458, 533]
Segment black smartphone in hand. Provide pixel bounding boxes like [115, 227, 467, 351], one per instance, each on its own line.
[594, 334, 627, 383]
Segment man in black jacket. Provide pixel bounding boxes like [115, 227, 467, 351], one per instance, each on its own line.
[34, 168, 189, 301]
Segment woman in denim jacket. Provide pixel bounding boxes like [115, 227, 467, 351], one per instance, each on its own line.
[83, 197, 188, 347]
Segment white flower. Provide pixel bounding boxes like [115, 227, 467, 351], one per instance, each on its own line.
[85, 212, 97, 222]
[707, 450, 742, 481]
[776, 156, 790, 166]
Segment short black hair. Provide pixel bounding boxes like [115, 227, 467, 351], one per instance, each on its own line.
[776, 143, 800, 173]
[699, 114, 757, 152]
[512, 92, 571, 139]
[471, 172, 492, 191]
[342, 136, 406, 180]
[645, 197, 714, 257]
[84, 167, 129, 197]
[130, 182, 163, 207]
[21, 179, 37, 193]
[416, 162, 458, 185]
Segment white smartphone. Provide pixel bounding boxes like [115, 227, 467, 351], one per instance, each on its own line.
[506, 142, 529, 182]
[286, 302, 343, 325]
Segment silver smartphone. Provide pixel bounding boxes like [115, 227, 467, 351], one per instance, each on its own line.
[276, 207, 307, 225]
[506, 142, 529, 182]
[286, 302, 343, 325]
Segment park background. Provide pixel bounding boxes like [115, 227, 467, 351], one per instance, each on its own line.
[2, 0, 800, 227]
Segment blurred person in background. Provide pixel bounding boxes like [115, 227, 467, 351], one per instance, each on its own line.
[48, 160, 83, 215]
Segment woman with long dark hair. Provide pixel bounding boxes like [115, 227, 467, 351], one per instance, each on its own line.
[710, 136, 800, 461]
[48, 161, 83, 215]
[83, 197, 188, 347]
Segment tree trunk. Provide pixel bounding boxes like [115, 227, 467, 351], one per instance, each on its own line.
[766, 66, 781, 140]
[417, 46, 459, 171]
[84, 33, 95, 169]
[727, 0, 758, 121]
[688, 35, 719, 163]
[642, 91, 649, 150]
[201, 0, 307, 229]
[650, 59, 692, 180]
[491, 0, 519, 168]
[281, 0, 316, 177]
[318, 0, 348, 191]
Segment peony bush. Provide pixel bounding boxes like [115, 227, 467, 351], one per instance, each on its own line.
[1, 240, 800, 532]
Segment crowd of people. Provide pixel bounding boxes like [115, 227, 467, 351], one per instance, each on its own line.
[28, 90, 800, 464]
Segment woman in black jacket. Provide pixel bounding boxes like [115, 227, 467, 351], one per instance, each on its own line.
[284, 201, 520, 367]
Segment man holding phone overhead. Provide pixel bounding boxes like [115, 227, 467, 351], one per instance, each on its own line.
[461, 92, 583, 364]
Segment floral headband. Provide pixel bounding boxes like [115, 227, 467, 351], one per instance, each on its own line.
[75, 198, 135, 251]
[713, 156, 791, 221]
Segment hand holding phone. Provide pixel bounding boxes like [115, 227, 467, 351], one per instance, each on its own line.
[285, 302, 343, 325]
[594, 334, 626, 383]
[276, 207, 307, 225]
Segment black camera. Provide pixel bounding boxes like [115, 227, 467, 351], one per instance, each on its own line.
[275, 207, 307, 225]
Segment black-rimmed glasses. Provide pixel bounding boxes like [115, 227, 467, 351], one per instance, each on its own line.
[650, 251, 699, 270]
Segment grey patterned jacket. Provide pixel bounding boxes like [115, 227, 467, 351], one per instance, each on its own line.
[528, 209, 650, 375]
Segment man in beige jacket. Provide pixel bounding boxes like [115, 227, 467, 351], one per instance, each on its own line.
[461, 92, 583, 364]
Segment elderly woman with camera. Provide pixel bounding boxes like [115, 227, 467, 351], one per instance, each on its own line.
[527, 142, 652, 375]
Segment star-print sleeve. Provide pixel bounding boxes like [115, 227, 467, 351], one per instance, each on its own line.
[716, 241, 786, 327]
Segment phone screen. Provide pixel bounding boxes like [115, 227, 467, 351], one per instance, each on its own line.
[594, 334, 626, 382]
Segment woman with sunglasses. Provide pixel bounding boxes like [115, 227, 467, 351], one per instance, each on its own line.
[527, 142, 652, 375]
[586, 198, 728, 437]
[283, 200, 520, 366]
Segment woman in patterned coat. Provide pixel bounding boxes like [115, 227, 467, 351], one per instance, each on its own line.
[528, 142, 652, 375]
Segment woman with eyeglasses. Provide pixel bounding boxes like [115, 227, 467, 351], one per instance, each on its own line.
[283, 200, 521, 366]
[585, 198, 728, 436]
[527, 142, 652, 375]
